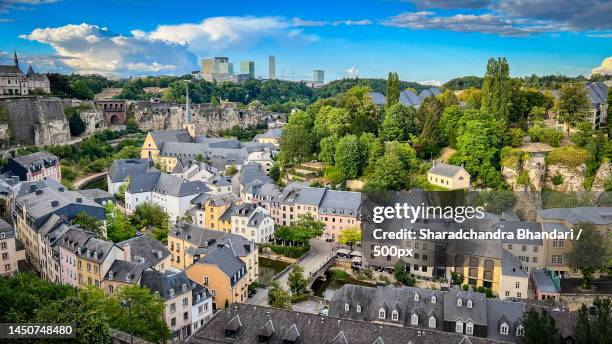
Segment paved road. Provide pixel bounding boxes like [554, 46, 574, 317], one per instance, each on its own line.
[247, 239, 335, 307]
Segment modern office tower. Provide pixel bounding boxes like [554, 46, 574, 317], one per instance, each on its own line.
[201, 59, 214, 77]
[201, 57, 231, 81]
[269, 55, 276, 79]
[228, 62, 234, 75]
[313, 69, 324, 83]
[240, 61, 255, 77]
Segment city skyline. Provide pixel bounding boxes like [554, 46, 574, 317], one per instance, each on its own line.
[0, 0, 610, 83]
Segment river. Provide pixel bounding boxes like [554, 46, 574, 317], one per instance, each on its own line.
[258, 257, 291, 285]
[311, 270, 376, 300]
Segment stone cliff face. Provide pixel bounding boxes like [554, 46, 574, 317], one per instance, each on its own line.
[1, 98, 71, 146]
[591, 162, 612, 193]
[544, 163, 587, 192]
[133, 101, 268, 134]
[80, 110, 108, 136]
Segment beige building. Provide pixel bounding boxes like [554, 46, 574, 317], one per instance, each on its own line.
[0, 52, 50, 96]
[0, 219, 24, 276]
[500, 250, 528, 300]
[427, 161, 470, 190]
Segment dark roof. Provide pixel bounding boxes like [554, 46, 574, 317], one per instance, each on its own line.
[77, 188, 115, 205]
[105, 260, 145, 284]
[495, 221, 543, 245]
[486, 299, 524, 342]
[0, 219, 14, 239]
[117, 235, 171, 268]
[108, 158, 154, 183]
[428, 162, 467, 178]
[140, 268, 193, 300]
[531, 269, 559, 294]
[0, 64, 22, 74]
[10, 151, 58, 170]
[127, 171, 209, 197]
[149, 129, 192, 146]
[187, 303, 500, 344]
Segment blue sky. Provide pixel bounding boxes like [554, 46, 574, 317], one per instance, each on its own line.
[1, 0, 611, 84]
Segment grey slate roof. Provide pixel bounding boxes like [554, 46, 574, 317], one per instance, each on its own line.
[237, 163, 272, 186]
[187, 303, 500, 344]
[11, 151, 59, 170]
[444, 288, 488, 325]
[192, 282, 212, 305]
[75, 236, 116, 263]
[486, 299, 524, 342]
[419, 87, 442, 101]
[107, 158, 154, 183]
[150, 129, 192, 146]
[77, 188, 115, 205]
[369, 92, 387, 105]
[502, 249, 528, 278]
[127, 171, 209, 197]
[140, 268, 193, 300]
[199, 244, 245, 285]
[531, 269, 558, 293]
[585, 81, 608, 106]
[428, 162, 467, 178]
[0, 219, 15, 239]
[538, 207, 612, 225]
[105, 260, 145, 284]
[400, 90, 422, 107]
[254, 128, 282, 140]
[319, 189, 361, 216]
[117, 235, 171, 268]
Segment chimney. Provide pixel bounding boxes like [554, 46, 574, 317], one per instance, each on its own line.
[76, 197, 82, 203]
[35, 189, 43, 195]
[51, 200, 59, 207]
[123, 243, 131, 261]
[59, 187, 65, 192]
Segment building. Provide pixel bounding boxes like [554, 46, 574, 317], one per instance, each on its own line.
[227, 203, 274, 243]
[531, 268, 561, 301]
[584, 81, 608, 128]
[500, 250, 528, 300]
[124, 171, 209, 221]
[187, 302, 499, 344]
[201, 57, 233, 82]
[77, 188, 116, 206]
[0, 51, 50, 95]
[246, 150, 274, 174]
[75, 236, 123, 288]
[102, 259, 145, 294]
[253, 128, 282, 146]
[451, 238, 502, 295]
[0, 218, 24, 276]
[117, 234, 171, 272]
[191, 282, 213, 333]
[427, 161, 470, 190]
[1, 151, 61, 182]
[95, 100, 126, 125]
[313, 69, 324, 83]
[240, 61, 255, 77]
[329, 285, 526, 343]
[140, 268, 194, 342]
[195, 194, 236, 231]
[268, 55, 275, 80]
[495, 221, 544, 272]
[57, 225, 95, 286]
[107, 158, 155, 194]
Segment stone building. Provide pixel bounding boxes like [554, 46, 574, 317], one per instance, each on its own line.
[0, 51, 50, 96]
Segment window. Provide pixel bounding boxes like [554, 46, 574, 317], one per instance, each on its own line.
[171, 318, 176, 327]
[4, 264, 10, 271]
[170, 303, 176, 313]
[516, 325, 525, 336]
[378, 309, 386, 319]
[428, 316, 436, 328]
[431, 295, 436, 304]
[184, 312, 189, 320]
[345, 303, 350, 312]
[517, 292, 522, 298]
[410, 313, 418, 325]
[552, 255, 563, 264]
[0, 242, 7, 250]
[204, 276, 209, 284]
[456, 321, 463, 333]
[183, 297, 189, 307]
[553, 239, 564, 248]
[505, 291, 510, 297]
[500, 323, 509, 335]
[533, 246, 538, 253]
[356, 305, 361, 313]
[457, 298, 462, 307]
[466, 322, 474, 335]
[414, 293, 419, 301]
[508, 244, 513, 250]
[515, 282, 520, 289]
[1, 253, 7, 260]
[467, 300, 472, 308]
[392, 310, 399, 321]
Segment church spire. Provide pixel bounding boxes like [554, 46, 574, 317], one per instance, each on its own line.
[13, 50, 18, 68]
[185, 83, 192, 124]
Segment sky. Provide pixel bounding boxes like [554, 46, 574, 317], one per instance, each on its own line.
[0, 0, 611, 84]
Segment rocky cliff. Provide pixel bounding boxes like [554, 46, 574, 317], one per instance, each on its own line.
[0, 98, 71, 146]
[591, 162, 612, 193]
[544, 163, 587, 192]
[133, 100, 269, 134]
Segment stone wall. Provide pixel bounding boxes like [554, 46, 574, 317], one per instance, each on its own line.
[0, 98, 71, 146]
[80, 110, 108, 135]
[591, 162, 612, 193]
[544, 164, 587, 192]
[133, 100, 269, 134]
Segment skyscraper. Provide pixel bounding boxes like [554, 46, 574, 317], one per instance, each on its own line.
[201, 57, 231, 81]
[269, 55, 276, 80]
[313, 70, 324, 83]
[240, 61, 255, 77]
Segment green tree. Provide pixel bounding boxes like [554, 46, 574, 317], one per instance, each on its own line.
[131, 202, 170, 240]
[557, 82, 590, 130]
[566, 222, 609, 289]
[508, 128, 526, 147]
[480, 57, 512, 120]
[105, 285, 170, 343]
[269, 164, 281, 182]
[274, 214, 324, 245]
[105, 203, 136, 242]
[68, 112, 87, 136]
[384, 141, 417, 172]
[416, 95, 444, 157]
[72, 79, 94, 100]
[72, 212, 104, 237]
[364, 152, 408, 191]
[226, 165, 238, 176]
[337, 85, 379, 135]
[335, 134, 366, 179]
[437, 105, 463, 148]
[394, 260, 415, 286]
[380, 103, 418, 141]
[575, 304, 591, 344]
[571, 121, 596, 147]
[318, 135, 338, 163]
[523, 308, 557, 344]
[268, 281, 292, 309]
[314, 105, 351, 138]
[338, 228, 361, 250]
[386, 72, 400, 106]
[436, 89, 459, 108]
[279, 121, 315, 163]
[287, 265, 308, 295]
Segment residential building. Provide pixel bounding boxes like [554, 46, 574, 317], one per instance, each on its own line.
[107, 158, 155, 194]
[246, 150, 274, 174]
[187, 302, 499, 344]
[13, 180, 106, 271]
[77, 188, 116, 206]
[253, 128, 282, 146]
[38, 216, 73, 283]
[531, 268, 561, 301]
[204, 176, 233, 195]
[227, 203, 274, 243]
[584, 81, 608, 128]
[0, 51, 50, 95]
[190, 282, 213, 332]
[0, 218, 24, 276]
[102, 259, 145, 294]
[1, 151, 61, 182]
[195, 194, 236, 231]
[427, 161, 470, 190]
[495, 221, 544, 272]
[141, 129, 192, 161]
[124, 171, 208, 221]
[233, 163, 272, 196]
[57, 225, 94, 287]
[329, 285, 526, 343]
[500, 250, 528, 300]
[140, 268, 194, 342]
[75, 236, 123, 289]
[117, 234, 171, 272]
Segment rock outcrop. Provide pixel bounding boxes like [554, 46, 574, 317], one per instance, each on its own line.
[80, 110, 108, 136]
[0, 98, 71, 146]
[591, 162, 612, 193]
[133, 100, 269, 134]
[544, 163, 587, 192]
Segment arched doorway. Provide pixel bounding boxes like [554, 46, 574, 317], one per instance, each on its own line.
[110, 115, 119, 124]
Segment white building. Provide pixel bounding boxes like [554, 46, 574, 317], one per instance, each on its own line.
[0, 52, 50, 95]
[500, 250, 528, 300]
[191, 283, 213, 333]
[228, 203, 275, 243]
[247, 150, 274, 174]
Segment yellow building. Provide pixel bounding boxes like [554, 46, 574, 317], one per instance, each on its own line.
[452, 240, 502, 295]
[140, 129, 193, 171]
[201, 195, 235, 232]
[76, 237, 122, 289]
[253, 128, 282, 146]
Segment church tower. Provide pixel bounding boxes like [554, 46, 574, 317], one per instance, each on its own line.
[182, 83, 195, 138]
[13, 50, 19, 68]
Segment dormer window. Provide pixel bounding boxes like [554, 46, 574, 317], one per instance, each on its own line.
[182, 284, 187, 292]
[500, 323, 509, 335]
[428, 316, 436, 328]
[410, 313, 418, 325]
[431, 295, 436, 304]
[169, 288, 175, 297]
[378, 309, 386, 319]
[414, 293, 419, 301]
[345, 303, 350, 312]
[466, 321, 474, 335]
[457, 298, 462, 307]
[356, 305, 361, 313]
[467, 300, 472, 308]
[456, 320, 463, 333]
[516, 325, 524, 336]
[391, 310, 399, 321]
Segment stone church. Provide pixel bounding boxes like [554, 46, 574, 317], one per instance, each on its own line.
[0, 51, 50, 96]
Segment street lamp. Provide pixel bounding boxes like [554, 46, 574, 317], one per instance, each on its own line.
[121, 298, 134, 344]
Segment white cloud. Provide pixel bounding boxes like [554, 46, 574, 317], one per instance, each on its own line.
[20, 23, 198, 76]
[292, 17, 327, 27]
[420, 80, 443, 86]
[592, 57, 612, 76]
[345, 66, 359, 77]
[333, 19, 373, 26]
[0, 0, 59, 14]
